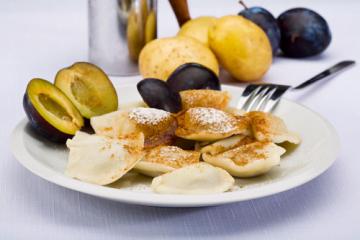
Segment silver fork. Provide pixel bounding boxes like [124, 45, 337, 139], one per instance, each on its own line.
[237, 60, 355, 112]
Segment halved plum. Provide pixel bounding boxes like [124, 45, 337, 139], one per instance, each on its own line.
[54, 62, 118, 119]
[167, 63, 221, 92]
[137, 78, 182, 113]
[24, 78, 84, 142]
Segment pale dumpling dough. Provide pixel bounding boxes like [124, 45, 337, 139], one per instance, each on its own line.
[65, 131, 144, 185]
[151, 162, 234, 194]
[134, 146, 200, 177]
[90, 110, 136, 138]
[203, 141, 285, 177]
[246, 111, 301, 144]
[175, 107, 250, 141]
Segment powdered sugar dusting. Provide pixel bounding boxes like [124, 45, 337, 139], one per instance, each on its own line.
[189, 107, 236, 133]
[129, 107, 170, 125]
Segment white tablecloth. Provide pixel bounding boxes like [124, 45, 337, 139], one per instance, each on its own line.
[1, 0, 359, 239]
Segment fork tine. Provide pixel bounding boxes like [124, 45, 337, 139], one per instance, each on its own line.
[245, 86, 270, 112]
[237, 85, 262, 110]
[242, 84, 259, 96]
[263, 85, 290, 112]
[255, 87, 277, 111]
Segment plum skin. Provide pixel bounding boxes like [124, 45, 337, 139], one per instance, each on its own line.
[277, 8, 332, 58]
[167, 63, 221, 92]
[23, 93, 72, 143]
[137, 78, 182, 113]
[239, 7, 281, 55]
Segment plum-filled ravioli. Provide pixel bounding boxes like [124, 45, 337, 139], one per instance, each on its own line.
[179, 89, 231, 111]
[199, 135, 255, 155]
[90, 107, 177, 148]
[203, 141, 286, 178]
[65, 131, 144, 185]
[151, 162, 234, 194]
[246, 111, 301, 144]
[175, 107, 251, 141]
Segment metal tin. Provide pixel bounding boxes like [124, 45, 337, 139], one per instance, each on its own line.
[88, 0, 157, 76]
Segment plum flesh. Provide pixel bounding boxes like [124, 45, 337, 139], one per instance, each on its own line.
[55, 62, 118, 119]
[23, 78, 84, 143]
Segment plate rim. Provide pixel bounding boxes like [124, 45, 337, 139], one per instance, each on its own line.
[10, 84, 340, 207]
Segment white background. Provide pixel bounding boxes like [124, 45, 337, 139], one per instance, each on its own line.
[1, 0, 360, 239]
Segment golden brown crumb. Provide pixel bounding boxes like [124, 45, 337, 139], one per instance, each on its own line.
[221, 141, 269, 166]
[180, 89, 231, 111]
[128, 108, 178, 148]
[175, 107, 251, 141]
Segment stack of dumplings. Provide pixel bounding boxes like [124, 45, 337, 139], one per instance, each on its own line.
[65, 89, 300, 195]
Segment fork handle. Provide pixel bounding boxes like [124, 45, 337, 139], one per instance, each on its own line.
[293, 60, 355, 90]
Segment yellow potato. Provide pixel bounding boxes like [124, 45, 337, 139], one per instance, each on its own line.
[209, 15, 272, 82]
[139, 36, 219, 80]
[177, 16, 217, 46]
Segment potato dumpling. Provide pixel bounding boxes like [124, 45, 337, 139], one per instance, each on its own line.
[177, 16, 217, 46]
[209, 15, 272, 82]
[139, 36, 219, 80]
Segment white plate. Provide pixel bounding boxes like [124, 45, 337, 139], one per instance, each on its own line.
[11, 83, 340, 207]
